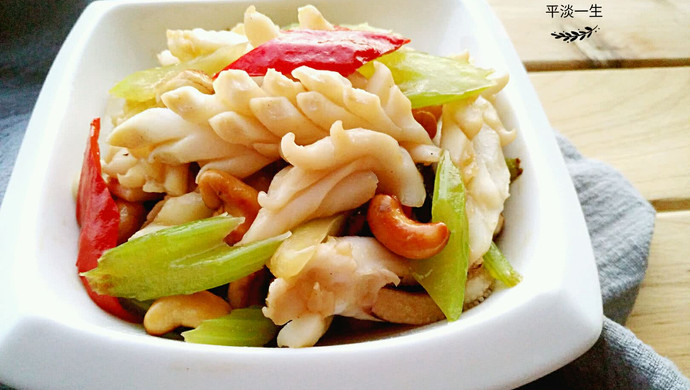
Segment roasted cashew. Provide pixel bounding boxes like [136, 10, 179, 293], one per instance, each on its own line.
[197, 169, 260, 245]
[367, 194, 449, 259]
[228, 268, 269, 309]
[371, 287, 445, 325]
[412, 107, 441, 139]
[114, 198, 147, 244]
[143, 291, 231, 336]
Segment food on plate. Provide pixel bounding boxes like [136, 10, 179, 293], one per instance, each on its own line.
[76, 4, 522, 348]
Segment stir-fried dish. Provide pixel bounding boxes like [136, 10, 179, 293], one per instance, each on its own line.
[76, 5, 523, 348]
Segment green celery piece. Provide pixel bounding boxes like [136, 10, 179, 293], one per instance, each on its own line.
[505, 157, 523, 183]
[82, 215, 290, 300]
[360, 50, 495, 108]
[109, 44, 247, 102]
[411, 150, 469, 321]
[182, 307, 278, 347]
[483, 242, 522, 287]
[94, 215, 243, 271]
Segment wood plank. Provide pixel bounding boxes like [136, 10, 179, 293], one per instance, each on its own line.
[487, 0, 690, 70]
[528, 66, 690, 208]
[627, 211, 690, 376]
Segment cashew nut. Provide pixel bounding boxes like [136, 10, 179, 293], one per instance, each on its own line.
[197, 169, 261, 245]
[114, 198, 147, 244]
[415, 105, 443, 121]
[228, 268, 269, 309]
[367, 194, 449, 259]
[143, 291, 231, 336]
[371, 287, 445, 325]
[412, 107, 441, 139]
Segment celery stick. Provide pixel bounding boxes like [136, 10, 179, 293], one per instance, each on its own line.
[410, 150, 469, 321]
[182, 307, 278, 347]
[359, 50, 495, 108]
[96, 215, 243, 270]
[483, 242, 522, 287]
[82, 215, 289, 300]
[85, 233, 288, 300]
[109, 44, 247, 102]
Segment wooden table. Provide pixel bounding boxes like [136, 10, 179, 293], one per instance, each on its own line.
[488, 0, 690, 376]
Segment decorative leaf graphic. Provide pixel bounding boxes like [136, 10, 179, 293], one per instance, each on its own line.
[551, 26, 599, 42]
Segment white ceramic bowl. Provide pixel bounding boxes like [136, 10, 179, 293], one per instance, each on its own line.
[0, 0, 602, 388]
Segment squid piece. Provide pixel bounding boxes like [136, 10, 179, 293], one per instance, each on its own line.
[240, 161, 379, 244]
[263, 236, 410, 347]
[297, 5, 335, 30]
[293, 63, 435, 146]
[440, 102, 512, 265]
[108, 107, 273, 180]
[165, 28, 249, 62]
[103, 146, 189, 197]
[243, 5, 280, 48]
[464, 128, 511, 264]
[444, 95, 516, 147]
[239, 122, 426, 244]
[160, 62, 439, 164]
[130, 192, 214, 239]
[279, 121, 426, 206]
[161, 86, 228, 125]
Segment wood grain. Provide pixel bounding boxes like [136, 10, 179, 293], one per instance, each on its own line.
[488, 0, 690, 380]
[487, 0, 690, 70]
[528, 66, 690, 208]
[627, 211, 690, 376]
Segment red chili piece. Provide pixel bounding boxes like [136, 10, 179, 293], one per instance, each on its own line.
[76, 118, 139, 323]
[220, 29, 410, 77]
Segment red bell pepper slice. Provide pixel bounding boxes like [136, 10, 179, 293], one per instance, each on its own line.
[76, 118, 139, 323]
[219, 29, 409, 77]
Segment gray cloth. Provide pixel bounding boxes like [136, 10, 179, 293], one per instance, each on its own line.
[520, 136, 690, 389]
[0, 1, 688, 389]
[1, 1, 89, 201]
